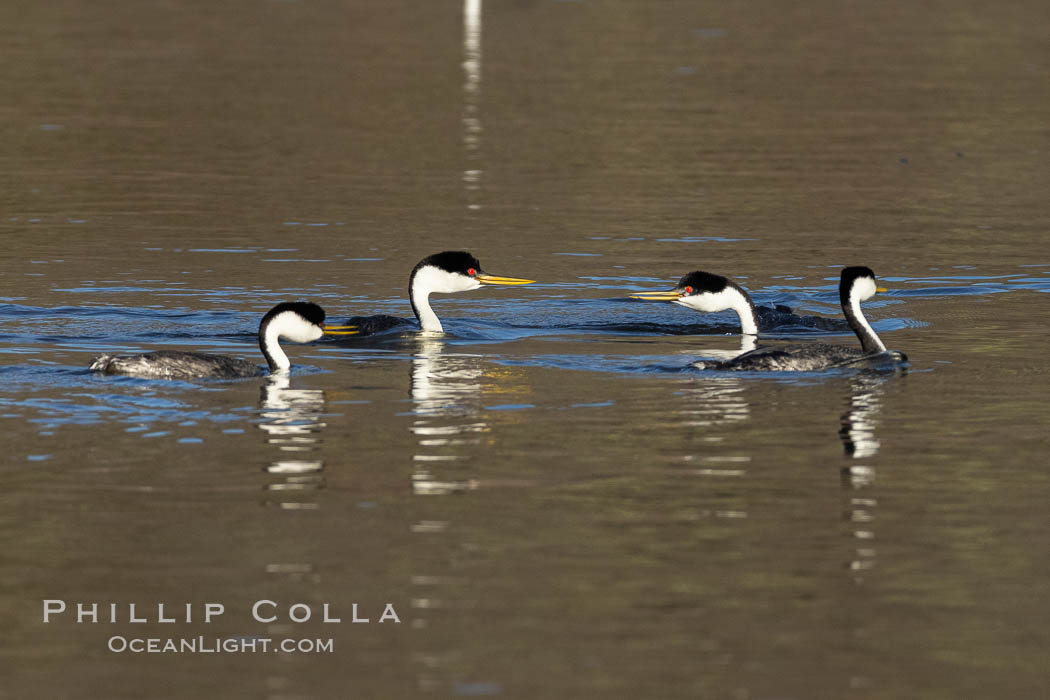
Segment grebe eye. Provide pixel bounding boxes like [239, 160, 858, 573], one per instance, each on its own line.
[684, 286, 693, 294]
[467, 268, 476, 276]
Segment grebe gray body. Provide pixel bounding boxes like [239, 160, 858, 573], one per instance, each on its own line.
[89, 302, 356, 379]
[344, 251, 534, 335]
[633, 267, 905, 371]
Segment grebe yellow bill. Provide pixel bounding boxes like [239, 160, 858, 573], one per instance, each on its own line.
[634, 267, 905, 371]
[344, 251, 535, 335]
[89, 302, 358, 379]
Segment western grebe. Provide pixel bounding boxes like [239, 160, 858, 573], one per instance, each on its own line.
[89, 302, 357, 379]
[343, 251, 535, 335]
[633, 267, 906, 371]
[632, 270, 848, 332]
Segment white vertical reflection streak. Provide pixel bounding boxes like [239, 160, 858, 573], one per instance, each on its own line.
[462, 0, 483, 210]
[678, 377, 750, 520]
[690, 335, 757, 368]
[408, 337, 486, 691]
[840, 375, 886, 583]
[258, 374, 328, 507]
[679, 377, 750, 429]
[256, 375, 326, 682]
[840, 376, 883, 459]
[409, 338, 486, 496]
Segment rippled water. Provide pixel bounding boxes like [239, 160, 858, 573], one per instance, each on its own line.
[3, 1, 1049, 698]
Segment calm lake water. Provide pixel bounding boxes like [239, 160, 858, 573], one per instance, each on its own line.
[2, 1, 1049, 697]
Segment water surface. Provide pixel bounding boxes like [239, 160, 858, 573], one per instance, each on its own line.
[2, 1, 1049, 698]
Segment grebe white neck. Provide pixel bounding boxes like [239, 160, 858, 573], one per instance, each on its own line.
[844, 277, 886, 354]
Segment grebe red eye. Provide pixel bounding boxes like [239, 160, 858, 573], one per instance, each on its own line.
[467, 268, 476, 276]
[684, 286, 693, 294]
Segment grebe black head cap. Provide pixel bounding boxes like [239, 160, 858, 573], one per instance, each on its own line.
[260, 302, 326, 328]
[676, 271, 730, 296]
[839, 266, 877, 297]
[415, 251, 484, 277]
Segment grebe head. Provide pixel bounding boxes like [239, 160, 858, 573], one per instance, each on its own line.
[839, 266, 885, 305]
[631, 270, 759, 335]
[260, 302, 327, 343]
[671, 271, 742, 313]
[408, 251, 535, 333]
[410, 251, 535, 296]
[258, 302, 357, 372]
[631, 270, 733, 308]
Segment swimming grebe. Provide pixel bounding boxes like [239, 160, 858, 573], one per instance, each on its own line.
[89, 302, 356, 379]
